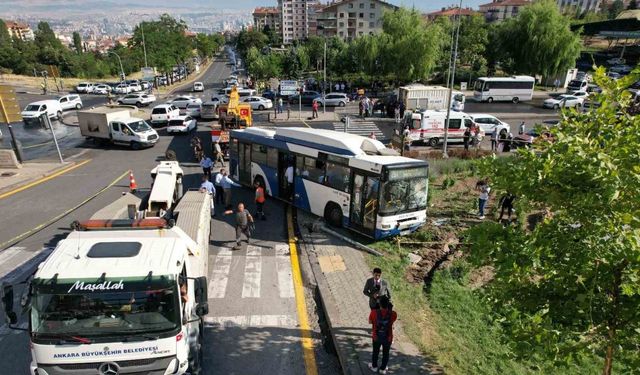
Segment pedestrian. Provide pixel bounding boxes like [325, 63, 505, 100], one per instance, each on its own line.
[490, 131, 498, 151]
[463, 127, 471, 151]
[365, 97, 371, 117]
[498, 192, 516, 221]
[224, 203, 254, 250]
[359, 99, 364, 118]
[363, 267, 391, 310]
[476, 180, 491, 219]
[213, 141, 225, 167]
[277, 97, 283, 113]
[285, 163, 294, 200]
[554, 78, 561, 92]
[340, 82, 345, 92]
[200, 156, 213, 179]
[335, 83, 340, 92]
[394, 105, 401, 124]
[199, 175, 215, 217]
[220, 170, 241, 209]
[254, 181, 266, 220]
[312, 100, 319, 119]
[368, 132, 377, 140]
[368, 296, 397, 375]
[214, 169, 224, 205]
[519, 121, 525, 135]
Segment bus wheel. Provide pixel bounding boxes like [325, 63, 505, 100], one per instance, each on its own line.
[428, 137, 439, 147]
[324, 203, 343, 228]
[487, 97, 494, 103]
[512, 97, 519, 104]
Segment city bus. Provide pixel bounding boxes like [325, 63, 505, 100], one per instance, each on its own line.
[473, 75, 535, 103]
[229, 127, 429, 239]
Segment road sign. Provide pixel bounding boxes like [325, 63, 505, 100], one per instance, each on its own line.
[279, 80, 299, 97]
[0, 85, 22, 123]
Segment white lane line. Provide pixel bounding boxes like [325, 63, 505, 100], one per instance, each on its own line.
[275, 244, 295, 299]
[208, 247, 233, 299]
[204, 314, 297, 328]
[241, 245, 262, 298]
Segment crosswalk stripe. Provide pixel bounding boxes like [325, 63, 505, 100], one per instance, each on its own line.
[275, 244, 295, 299]
[333, 121, 385, 139]
[242, 245, 262, 298]
[204, 314, 297, 328]
[209, 247, 233, 298]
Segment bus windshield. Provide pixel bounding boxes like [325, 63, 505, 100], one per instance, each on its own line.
[31, 277, 180, 339]
[473, 80, 485, 92]
[379, 169, 428, 215]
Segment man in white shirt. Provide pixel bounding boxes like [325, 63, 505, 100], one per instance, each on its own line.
[214, 169, 225, 205]
[285, 164, 294, 200]
[200, 156, 213, 179]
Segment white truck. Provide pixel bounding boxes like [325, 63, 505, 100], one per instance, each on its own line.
[1, 161, 211, 375]
[78, 107, 159, 150]
[398, 84, 465, 111]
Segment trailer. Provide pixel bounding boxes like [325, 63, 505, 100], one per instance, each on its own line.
[398, 84, 465, 111]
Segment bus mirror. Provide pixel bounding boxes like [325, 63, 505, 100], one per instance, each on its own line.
[1, 284, 17, 325]
[193, 276, 208, 305]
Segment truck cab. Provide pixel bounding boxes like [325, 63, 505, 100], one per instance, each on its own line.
[109, 118, 158, 149]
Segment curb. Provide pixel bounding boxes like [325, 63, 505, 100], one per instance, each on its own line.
[164, 59, 216, 96]
[0, 161, 78, 196]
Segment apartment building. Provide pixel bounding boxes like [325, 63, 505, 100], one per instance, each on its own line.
[316, 0, 398, 41]
[478, 0, 532, 22]
[253, 6, 281, 33]
[425, 6, 479, 21]
[556, 0, 602, 14]
[279, 0, 320, 44]
[2, 20, 35, 41]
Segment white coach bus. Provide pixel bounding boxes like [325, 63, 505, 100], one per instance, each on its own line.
[473, 75, 535, 103]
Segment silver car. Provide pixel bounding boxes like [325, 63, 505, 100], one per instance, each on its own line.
[186, 103, 202, 117]
[315, 93, 349, 107]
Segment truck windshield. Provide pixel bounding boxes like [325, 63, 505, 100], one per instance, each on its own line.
[379, 168, 428, 216]
[31, 277, 180, 339]
[127, 120, 152, 132]
[24, 105, 41, 111]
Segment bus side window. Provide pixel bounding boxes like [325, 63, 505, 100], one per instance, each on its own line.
[325, 161, 350, 192]
[483, 83, 490, 91]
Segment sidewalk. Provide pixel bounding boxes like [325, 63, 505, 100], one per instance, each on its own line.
[0, 161, 75, 196]
[270, 110, 338, 123]
[297, 212, 441, 375]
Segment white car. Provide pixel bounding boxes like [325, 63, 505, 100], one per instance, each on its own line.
[607, 57, 625, 65]
[242, 96, 272, 110]
[166, 115, 197, 134]
[469, 114, 510, 136]
[21, 100, 64, 124]
[76, 82, 95, 93]
[151, 104, 180, 125]
[114, 84, 131, 94]
[186, 103, 202, 117]
[543, 94, 584, 109]
[193, 82, 204, 92]
[93, 84, 112, 95]
[169, 96, 202, 109]
[58, 94, 83, 111]
[128, 82, 142, 92]
[117, 93, 156, 107]
[314, 93, 349, 107]
[570, 91, 590, 100]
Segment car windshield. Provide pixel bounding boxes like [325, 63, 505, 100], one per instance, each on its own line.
[379, 168, 429, 215]
[127, 120, 152, 132]
[25, 105, 41, 111]
[31, 276, 180, 338]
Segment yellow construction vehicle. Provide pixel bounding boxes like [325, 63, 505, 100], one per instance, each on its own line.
[212, 86, 252, 158]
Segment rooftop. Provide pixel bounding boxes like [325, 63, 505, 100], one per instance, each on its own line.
[426, 7, 478, 18]
[479, 0, 532, 8]
[253, 6, 280, 15]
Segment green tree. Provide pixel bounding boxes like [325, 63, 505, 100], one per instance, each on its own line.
[498, 0, 581, 79]
[608, 0, 624, 18]
[472, 68, 640, 375]
[72, 32, 82, 54]
[236, 29, 268, 59]
[0, 20, 16, 72]
[262, 25, 280, 46]
[458, 15, 488, 73]
[629, 0, 638, 10]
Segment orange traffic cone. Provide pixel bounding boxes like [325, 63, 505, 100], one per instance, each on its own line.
[129, 170, 137, 193]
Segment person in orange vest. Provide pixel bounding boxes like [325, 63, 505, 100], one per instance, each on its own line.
[254, 181, 266, 220]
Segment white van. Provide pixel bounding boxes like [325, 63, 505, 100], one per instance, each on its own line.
[21, 100, 64, 125]
[401, 110, 483, 147]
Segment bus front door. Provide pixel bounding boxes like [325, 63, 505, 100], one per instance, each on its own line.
[350, 173, 379, 236]
[278, 152, 295, 201]
[238, 142, 251, 185]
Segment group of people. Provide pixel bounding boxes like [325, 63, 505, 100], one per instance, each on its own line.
[363, 268, 396, 374]
[476, 179, 517, 222]
[359, 96, 375, 118]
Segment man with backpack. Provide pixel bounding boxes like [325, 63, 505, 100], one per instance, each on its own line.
[368, 296, 397, 374]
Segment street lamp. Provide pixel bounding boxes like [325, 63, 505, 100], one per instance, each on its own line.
[443, 0, 463, 158]
[108, 51, 125, 82]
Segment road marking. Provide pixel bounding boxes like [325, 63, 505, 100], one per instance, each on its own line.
[0, 169, 129, 250]
[242, 245, 262, 298]
[0, 159, 91, 200]
[275, 244, 295, 298]
[287, 207, 318, 375]
[209, 247, 232, 298]
[301, 119, 312, 128]
[204, 314, 297, 328]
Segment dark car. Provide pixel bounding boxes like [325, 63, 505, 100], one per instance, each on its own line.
[289, 91, 321, 105]
[262, 89, 277, 101]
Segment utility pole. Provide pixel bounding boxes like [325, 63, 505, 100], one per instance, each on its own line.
[109, 51, 125, 82]
[323, 40, 327, 114]
[141, 22, 148, 68]
[443, 1, 463, 158]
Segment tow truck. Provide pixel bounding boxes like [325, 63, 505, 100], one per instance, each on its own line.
[212, 86, 252, 158]
[1, 161, 211, 375]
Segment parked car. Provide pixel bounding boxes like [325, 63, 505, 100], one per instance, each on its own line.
[513, 127, 555, 148]
[166, 115, 197, 134]
[610, 65, 632, 74]
[241, 96, 273, 110]
[186, 103, 202, 117]
[169, 96, 202, 109]
[200, 102, 219, 120]
[314, 93, 349, 107]
[113, 84, 131, 94]
[607, 71, 623, 80]
[570, 91, 590, 100]
[261, 89, 277, 101]
[289, 91, 321, 105]
[575, 71, 592, 82]
[567, 79, 588, 93]
[117, 93, 156, 107]
[140, 81, 152, 90]
[543, 94, 584, 109]
[468, 114, 510, 136]
[58, 94, 83, 111]
[607, 57, 626, 66]
[93, 84, 112, 95]
[128, 82, 142, 92]
[193, 82, 204, 92]
[21, 100, 64, 124]
[150, 104, 180, 125]
[76, 82, 95, 93]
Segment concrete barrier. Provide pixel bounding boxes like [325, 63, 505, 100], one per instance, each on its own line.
[0, 149, 21, 169]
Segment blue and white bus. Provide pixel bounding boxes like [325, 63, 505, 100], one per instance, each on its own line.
[229, 127, 429, 239]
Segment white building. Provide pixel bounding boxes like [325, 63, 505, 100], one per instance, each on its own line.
[316, 0, 398, 41]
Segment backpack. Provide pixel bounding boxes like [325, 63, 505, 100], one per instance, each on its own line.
[375, 308, 392, 344]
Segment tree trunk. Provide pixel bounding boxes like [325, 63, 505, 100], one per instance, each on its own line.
[602, 260, 627, 375]
[602, 328, 615, 375]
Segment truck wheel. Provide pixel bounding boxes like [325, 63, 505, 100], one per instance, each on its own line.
[512, 97, 519, 104]
[487, 97, 494, 103]
[130, 141, 141, 150]
[324, 203, 343, 228]
[428, 137, 439, 147]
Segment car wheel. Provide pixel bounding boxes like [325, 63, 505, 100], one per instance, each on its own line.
[75, 103, 82, 110]
[136, 102, 142, 107]
[130, 141, 141, 150]
[117, 101, 123, 105]
[258, 105, 265, 110]
[499, 129, 508, 138]
[487, 97, 494, 103]
[554, 104, 560, 109]
[512, 97, 519, 104]
[428, 137, 439, 147]
[56, 111, 63, 120]
[339, 101, 346, 107]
